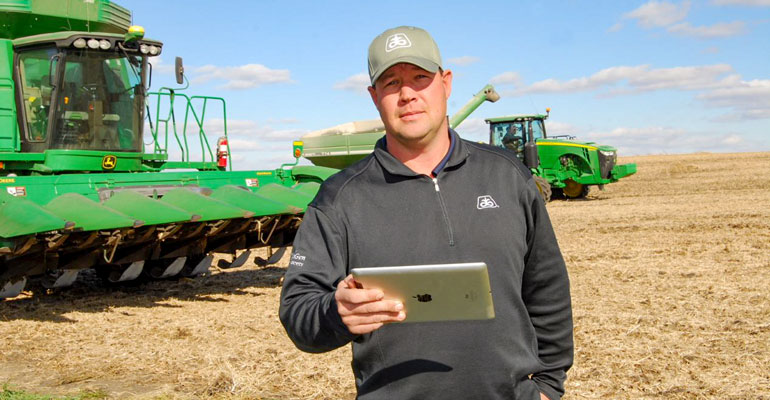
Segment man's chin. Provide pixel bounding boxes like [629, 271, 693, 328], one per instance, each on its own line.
[390, 130, 430, 144]
[389, 122, 431, 139]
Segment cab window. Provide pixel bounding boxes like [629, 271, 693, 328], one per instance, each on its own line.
[51, 49, 144, 151]
[18, 48, 57, 142]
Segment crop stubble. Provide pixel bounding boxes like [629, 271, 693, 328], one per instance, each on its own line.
[1, 152, 768, 399]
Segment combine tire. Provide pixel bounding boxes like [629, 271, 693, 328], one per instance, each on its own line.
[533, 175, 552, 202]
[562, 179, 590, 199]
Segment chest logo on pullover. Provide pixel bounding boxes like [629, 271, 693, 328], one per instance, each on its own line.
[477, 195, 499, 209]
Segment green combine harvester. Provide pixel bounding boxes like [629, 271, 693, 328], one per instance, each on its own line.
[0, 0, 334, 298]
[486, 110, 636, 201]
[299, 84, 500, 169]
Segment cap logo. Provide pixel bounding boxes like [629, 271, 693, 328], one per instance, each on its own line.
[385, 33, 411, 52]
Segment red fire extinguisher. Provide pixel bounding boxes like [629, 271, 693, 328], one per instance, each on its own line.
[217, 136, 228, 168]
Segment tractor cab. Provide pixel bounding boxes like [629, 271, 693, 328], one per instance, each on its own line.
[16, 30, 156, 154]
[487, 112, 549, 170]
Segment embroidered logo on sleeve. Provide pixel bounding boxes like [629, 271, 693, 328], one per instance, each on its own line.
[289, 252, 306, 268]
[477, 195, 499, 209]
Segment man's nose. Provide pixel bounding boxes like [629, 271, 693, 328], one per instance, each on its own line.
[398, 84, 417, 103]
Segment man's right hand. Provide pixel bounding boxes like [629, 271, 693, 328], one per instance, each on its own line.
[335, 274, 406, 334]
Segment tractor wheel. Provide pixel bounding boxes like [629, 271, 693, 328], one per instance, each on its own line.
[533, 175, 552, 202]
[562, 179, 590, 199]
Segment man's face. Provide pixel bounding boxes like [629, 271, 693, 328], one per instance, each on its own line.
[368, 63, 452, 148]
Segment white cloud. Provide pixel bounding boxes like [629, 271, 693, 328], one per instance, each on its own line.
[265, 118, 300, 124]
[545, 121, 577, 136]
[667, 21, 747, 38]
[580, 126, 758, 155]
[490, 71, 522, 86]
[496, 63, 769, 123]
[504, 64, 770, 120]
[608, 22, 624, 32]
[507, 64, 736, 96]
[333, 73, 371, 94]
[711, 0, 770, 6]
[618, 65, 736, 91]
[621, 1, 751, 39]
[624, 1, 691, 28]
[447, 56, 480, 66]
[203, 118, 256, 136]
[196, 118, 308, 143]
[192, 64, 293, 90]
[454, 117, 488, 142]
[698, 78, 770, 120]
[148, 56, 174, 75]
[142, 118, 305, 170]
[228, 138, 263, 151]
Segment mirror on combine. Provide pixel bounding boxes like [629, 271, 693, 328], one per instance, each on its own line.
[175, 56, 184, 85]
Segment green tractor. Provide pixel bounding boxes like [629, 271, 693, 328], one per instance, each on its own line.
[486, 110, 636, 201]
[0, 0, 334, 298]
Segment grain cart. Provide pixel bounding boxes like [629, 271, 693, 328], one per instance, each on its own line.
[486, 110, 636, 201]
[299, 84, 500, 169]
[0, 0, 335, 298]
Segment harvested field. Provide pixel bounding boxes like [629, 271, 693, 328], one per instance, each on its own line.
[1, 152, 769, 399]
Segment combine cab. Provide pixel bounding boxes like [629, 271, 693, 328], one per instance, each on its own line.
[0, 0, 334, 298]
[299, 84, 500, 169]
[486, 110, 636, 201]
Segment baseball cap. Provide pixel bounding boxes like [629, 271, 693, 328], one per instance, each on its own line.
[368, 26, 442, 85]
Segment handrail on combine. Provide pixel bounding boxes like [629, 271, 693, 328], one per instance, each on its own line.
[146, 88, 231, 171]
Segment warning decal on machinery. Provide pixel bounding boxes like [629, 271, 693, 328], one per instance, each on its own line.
[6, 186, 26, 196]
[245, 178, 259, 187]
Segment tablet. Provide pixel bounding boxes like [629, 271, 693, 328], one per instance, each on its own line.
[351, 262, 495, 323]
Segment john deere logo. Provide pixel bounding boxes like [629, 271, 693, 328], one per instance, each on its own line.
[102, 155, 117, 170]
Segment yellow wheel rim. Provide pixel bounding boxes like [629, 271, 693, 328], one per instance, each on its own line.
[563, 179, 584, 198]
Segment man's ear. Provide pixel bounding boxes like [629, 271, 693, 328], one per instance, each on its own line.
[441, 69, 453, 100]
[368, 85, 378, 108]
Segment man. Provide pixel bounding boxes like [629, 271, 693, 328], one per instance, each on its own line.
[280, 26, 573, 400]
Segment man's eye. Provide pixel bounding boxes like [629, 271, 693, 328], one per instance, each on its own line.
[384, 79, 399, 87]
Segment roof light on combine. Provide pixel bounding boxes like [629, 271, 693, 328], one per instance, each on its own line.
[99, 39, 111, 50]
[148, 45, 160, 56]
[73, 38, 87, 48]
[87, 38, 100, 49]
[140, 44, 149, 54]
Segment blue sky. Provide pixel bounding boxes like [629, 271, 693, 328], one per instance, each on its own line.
[128, 0, 769, 170]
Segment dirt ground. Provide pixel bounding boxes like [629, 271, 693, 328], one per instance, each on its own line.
[1, 152, 769, 399]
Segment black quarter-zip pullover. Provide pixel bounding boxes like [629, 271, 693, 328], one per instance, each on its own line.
[280, 129, 573, 400]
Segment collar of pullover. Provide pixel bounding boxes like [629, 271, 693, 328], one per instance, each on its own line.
[373, 128, 470, 177]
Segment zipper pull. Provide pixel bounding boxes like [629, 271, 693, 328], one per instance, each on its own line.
[432, 177, 440, 192]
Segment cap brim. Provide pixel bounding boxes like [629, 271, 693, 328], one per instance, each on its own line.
[370, 56, 441, 85]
